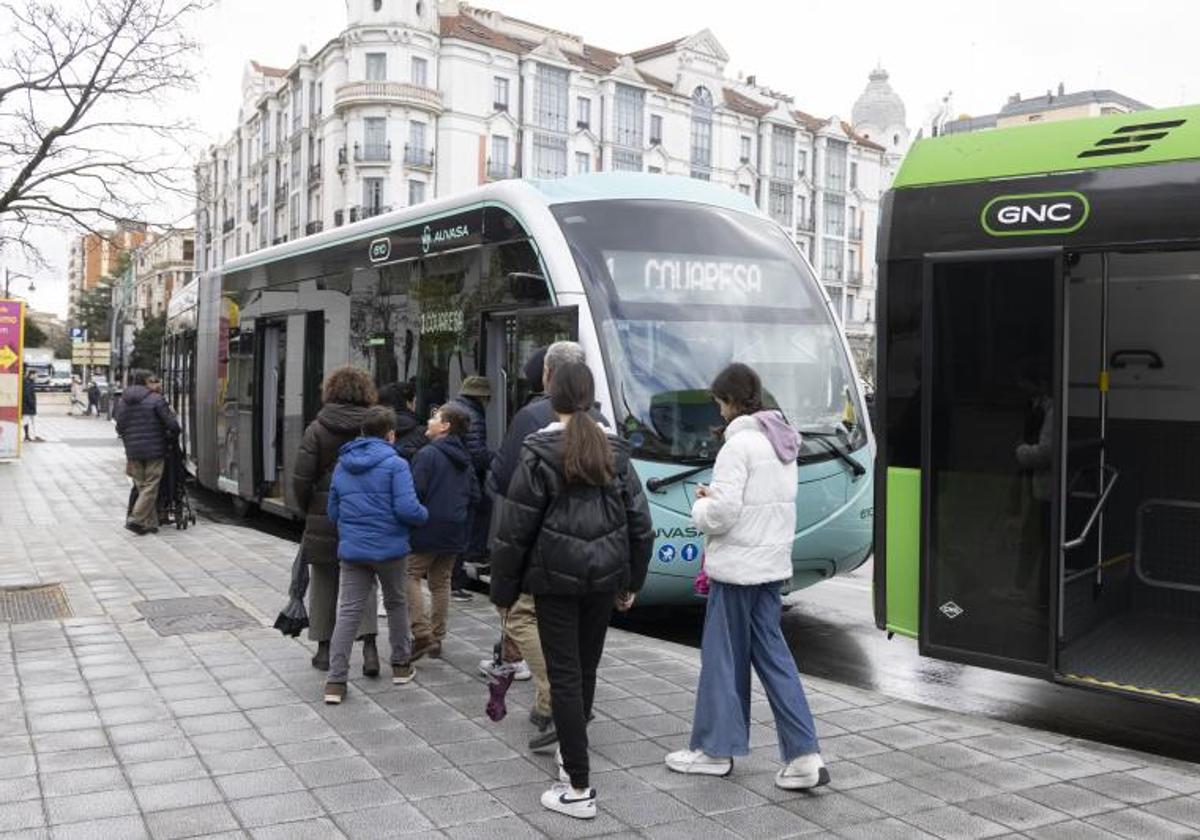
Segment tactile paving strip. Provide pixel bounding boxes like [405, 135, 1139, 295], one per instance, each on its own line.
[0, 583, 73, 623]
[133, 595, 259, 636]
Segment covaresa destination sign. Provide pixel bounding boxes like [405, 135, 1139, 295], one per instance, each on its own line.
[981, 191, 1090, 237]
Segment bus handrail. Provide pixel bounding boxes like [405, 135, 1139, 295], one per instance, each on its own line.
[1063, 466, 1119, 551]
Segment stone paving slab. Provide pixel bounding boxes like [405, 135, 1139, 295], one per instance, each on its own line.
[1, 403, 1199, 838]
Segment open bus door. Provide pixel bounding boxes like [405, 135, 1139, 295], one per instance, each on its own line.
[919, 250, 1064, 678]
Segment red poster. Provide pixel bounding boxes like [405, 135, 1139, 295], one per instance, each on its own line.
[0, 299, 24, 459]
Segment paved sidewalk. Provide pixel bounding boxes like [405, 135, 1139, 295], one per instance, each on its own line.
[2, 401, 1199, 839]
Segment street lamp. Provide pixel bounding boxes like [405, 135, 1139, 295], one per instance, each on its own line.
[2, 267, 33, 298]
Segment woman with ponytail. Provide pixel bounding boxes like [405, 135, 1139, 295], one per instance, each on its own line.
[490, 362, 654, 820]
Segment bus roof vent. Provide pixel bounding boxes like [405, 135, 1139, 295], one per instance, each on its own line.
[1077, 119, 1187, 159]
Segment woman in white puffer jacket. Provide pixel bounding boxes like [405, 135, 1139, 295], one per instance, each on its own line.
[666, 363, 829, 791]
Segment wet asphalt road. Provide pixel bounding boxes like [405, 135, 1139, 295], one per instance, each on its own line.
[194, 487, 1200, 765]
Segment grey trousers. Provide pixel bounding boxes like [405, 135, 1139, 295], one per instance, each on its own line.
[308, 562, 377, 642]
[329, 558, 411, 683]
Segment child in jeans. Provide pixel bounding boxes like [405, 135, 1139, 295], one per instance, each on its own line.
[324, 405, 428, 704]
[407, 403, 480, 661]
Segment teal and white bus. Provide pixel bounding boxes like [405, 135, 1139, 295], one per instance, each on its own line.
[166, 173, 873, 606]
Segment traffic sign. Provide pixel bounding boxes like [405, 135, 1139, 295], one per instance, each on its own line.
[70, 327, 87, 342]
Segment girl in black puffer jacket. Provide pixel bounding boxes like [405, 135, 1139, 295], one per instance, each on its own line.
[490, 362, 653, 821]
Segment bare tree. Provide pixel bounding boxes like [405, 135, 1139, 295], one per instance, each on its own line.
[0, 0, 213, 263]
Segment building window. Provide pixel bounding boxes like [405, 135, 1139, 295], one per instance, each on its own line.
[648, 165, 662, 174]
[373, 0, 382, 10]
[408, 179, 425, 205]
[289, 194, 300, 240]
[532, 132, 567, 178]
[825, 140, 847, 191]
[650, 114, 662, 145]
[738, 183, 751, 195]
[822, 237, 844, 281]
[739, 135, 751, 163]
[614, 84, 645, 149]
[363, 177, 384, 215]
[491, 135, 510, 177]
[365, 52, 387, 81]
[690, 86, 713, 172]
[290, 146, 300, 186]
[798, 149, 807, 176]
[768, 181, 793, 227]
[308, 81, 317, 118]
[577, 96, 591, 129]
[534, 64, 569, 132]
[409, 121, 426, 152]
[823, 192, 845, 236]
[493, 77, 509, 110]
[850, 161, 858, 190]
[411, 56, 428, 87]
[613, 148, 643, 172]
[575, 151, 590, 174]
[291, 85, 302, 128]
[772, 126, 795, 181]
[362, 117, 388, 160]
[797, 195, 807, 228]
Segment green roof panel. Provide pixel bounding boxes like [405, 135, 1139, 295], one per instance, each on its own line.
[893, 104, 1200, 189]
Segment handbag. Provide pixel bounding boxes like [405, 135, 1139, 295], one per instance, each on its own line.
[693, 551, 710, 596]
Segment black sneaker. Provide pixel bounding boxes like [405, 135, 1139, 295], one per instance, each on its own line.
[451, 589, 473, 602]
[529, 724, 559, 753]
[124, 522, 145, 535]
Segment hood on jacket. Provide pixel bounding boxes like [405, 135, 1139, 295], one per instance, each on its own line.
[337, 437, 397, 474]
[122, 384, 151, 405]
[396, 407, 421, 435]
[431, 435, 472, 470]
[318, 402, 370, 436]
[754, 410, 801, 463]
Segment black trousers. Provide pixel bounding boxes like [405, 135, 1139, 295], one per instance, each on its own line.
[535, 592, 614, 789]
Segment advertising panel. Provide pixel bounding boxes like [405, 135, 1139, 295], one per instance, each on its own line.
[0, 299, 25, 459]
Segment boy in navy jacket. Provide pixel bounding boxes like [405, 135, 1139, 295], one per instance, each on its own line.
[324, 406, 428, 704]
[407, 403, 481, 660]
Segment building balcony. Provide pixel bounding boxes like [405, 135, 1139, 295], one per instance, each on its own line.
[739, 155, 751, 165]
[272, 236, 287, 246]
[848, 225, 864, 241]
[577, 120, 591, 131]
[822, 266, 844, 282]
[795, 216, 815, 233]
[847, 269, 864, 286]
[404, 145, 434, 170]
[221, 217, 235, 234]
[334, 81, 443, 114]
[305, 220, 323, 236]
[274, 189, 287, 208]
[354, 142, 391, 163]
[486, 159, 517, 180]
[337, 146, 348, 168]
[248, 201, 259, 219]
[308, 163, 321, 185]
[360, 204, 392, 220]
[494, 101, 509, 112]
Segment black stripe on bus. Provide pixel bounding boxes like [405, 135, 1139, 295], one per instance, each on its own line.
[1113, 119, 1185, 133]
[1095, 132, 1170, 146]
[1078, 144, 1153, 158]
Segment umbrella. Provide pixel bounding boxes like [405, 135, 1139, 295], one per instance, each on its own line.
[484, 624, 517, 722]
[273, 546, 310, 637]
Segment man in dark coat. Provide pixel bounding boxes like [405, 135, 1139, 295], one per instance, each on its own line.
[115, 370, 181, 534]
[448, 375, 493, 600]
[379, 380, 426, 460]
[21, 368, 41, 442]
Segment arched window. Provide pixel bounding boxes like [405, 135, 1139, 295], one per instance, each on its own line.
[690, 86, 713, 178]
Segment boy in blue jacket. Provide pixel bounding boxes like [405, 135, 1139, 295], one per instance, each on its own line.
[324, 405, 428, 704]
[407, 403, 481, 661]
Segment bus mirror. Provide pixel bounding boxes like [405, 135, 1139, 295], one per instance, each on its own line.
[507, 272, 550, 303]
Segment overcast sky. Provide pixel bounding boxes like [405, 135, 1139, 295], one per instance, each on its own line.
[11, 0, 1198, 318]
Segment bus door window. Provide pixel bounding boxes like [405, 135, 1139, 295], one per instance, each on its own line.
[302, 310, 325, 427]
[257, 320, 287, 500]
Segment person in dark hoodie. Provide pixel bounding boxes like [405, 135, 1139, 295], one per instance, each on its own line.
[406, 402, 480, 661]
[324, 405, 428, 704]
[448, 375, 493, 600]
[293, 366, 380, 674]
[115, 369, 181, 534]
[491, 362, 654, 820]
[378, 380, 426, 460]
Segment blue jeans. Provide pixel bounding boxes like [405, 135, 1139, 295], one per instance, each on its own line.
[689, 580, 820, 762]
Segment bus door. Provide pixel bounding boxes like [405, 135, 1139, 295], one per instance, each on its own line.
[482, 306, 578, 450]
[254, 320, 287, 501]
[920, 251, 1063, 677]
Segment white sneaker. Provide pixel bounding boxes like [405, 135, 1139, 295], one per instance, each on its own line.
[775, 752, 830, 790]
[540, 782, 596, 819]
[665, 748, 733, 776]
[478, 658, 532, 681]
[555, 747, 570, 783]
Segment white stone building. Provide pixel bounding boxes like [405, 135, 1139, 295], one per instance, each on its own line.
[131, 230, 195, 328]
[194, 1, 906, 344]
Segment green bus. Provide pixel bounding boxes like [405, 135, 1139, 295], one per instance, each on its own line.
[874, 104, 1200, 707]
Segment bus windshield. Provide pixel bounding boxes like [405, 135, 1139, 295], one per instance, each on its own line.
[552, 199, 865, 462]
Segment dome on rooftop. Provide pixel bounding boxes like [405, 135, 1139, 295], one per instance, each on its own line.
[852, 65, 907, 131]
